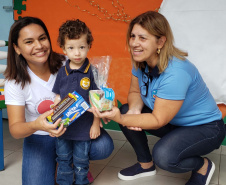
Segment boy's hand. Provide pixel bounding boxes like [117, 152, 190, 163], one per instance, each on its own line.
[90, 123, 100, 139]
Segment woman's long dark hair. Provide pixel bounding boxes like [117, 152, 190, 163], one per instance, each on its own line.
[4, 16, 65, 88]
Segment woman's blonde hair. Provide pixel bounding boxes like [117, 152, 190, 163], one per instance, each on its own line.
[126, 11, 188, 73]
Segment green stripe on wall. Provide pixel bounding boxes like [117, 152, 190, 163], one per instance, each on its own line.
[102, 100, 122, 131]
[221, 116, 226, 145]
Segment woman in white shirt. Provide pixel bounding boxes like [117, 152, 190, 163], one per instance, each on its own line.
[4, 16, 113, 185]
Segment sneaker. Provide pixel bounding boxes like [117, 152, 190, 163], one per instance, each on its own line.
[185, 158, 215, 185]
[118, 163, 156, 181]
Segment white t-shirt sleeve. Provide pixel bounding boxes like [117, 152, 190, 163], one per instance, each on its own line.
[4, 80, 26, 106]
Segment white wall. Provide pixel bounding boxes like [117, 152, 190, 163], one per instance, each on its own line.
[160, 0, 226, 105]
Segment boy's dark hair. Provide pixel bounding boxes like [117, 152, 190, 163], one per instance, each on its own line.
[58, 19, 93, 48]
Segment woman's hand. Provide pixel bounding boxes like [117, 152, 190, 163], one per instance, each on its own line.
[101, 117, 111, 125]
[48, 120, 67, 138]
[91, 106, 122, 123]
[34, 110, 66, 137]
[91, 106, 142, 131]
[88, 108, 110, 126]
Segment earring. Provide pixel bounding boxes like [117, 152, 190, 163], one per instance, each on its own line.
[157, 48, 161, 55]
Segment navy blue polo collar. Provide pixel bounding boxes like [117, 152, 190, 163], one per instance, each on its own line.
[65, 58, 90, 76]
[143, 62, 160, 78]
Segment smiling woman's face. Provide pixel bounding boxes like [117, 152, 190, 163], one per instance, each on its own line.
[13, 23, 50, 66]
[129, 24, 160, 67]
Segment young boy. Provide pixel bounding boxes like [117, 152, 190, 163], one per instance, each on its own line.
[52, 19, 100, 185]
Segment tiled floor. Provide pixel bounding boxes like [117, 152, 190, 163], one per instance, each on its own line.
[1, 118, 226, 185]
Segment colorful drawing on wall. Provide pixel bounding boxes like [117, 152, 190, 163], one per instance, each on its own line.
[13, 0, 163, 105]
[14, 0, 27, 19]
[0, 40, 8, 87]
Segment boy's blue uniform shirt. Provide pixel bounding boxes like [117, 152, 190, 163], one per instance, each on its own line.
[132, 57, 222, 126]
[53, 58, 98, 140]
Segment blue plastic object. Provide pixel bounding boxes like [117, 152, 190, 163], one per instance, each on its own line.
[0, 109, 4, 171]
[102, 87, 115, 101]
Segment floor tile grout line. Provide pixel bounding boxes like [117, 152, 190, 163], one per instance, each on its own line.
[93, 139, 128, 180]
[218, 153, 222, 185]
[3, 150, 17, 158]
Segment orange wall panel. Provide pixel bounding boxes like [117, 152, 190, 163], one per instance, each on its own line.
[15, 0, 163, 103]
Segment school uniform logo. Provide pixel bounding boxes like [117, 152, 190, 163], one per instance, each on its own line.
[80, 77, 90, 90]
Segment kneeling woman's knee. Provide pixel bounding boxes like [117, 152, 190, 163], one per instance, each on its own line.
[152, 144, 178, 171]
[89, 129, 114, 160]
[120, 104, 129, 114]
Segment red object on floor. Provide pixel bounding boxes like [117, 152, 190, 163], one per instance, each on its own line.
[88, 171, 94, 183]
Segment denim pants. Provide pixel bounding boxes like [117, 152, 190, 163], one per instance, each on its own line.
[56, 138, 91, 185]
[22, 134, 56, 185]
[120, 104, 225, 173]
[22, 128, 113, 185]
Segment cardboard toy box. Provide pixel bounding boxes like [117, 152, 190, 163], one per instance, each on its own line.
[47, 91, 89, 127]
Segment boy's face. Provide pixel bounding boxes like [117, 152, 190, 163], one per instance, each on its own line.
[63, 34, 90, 69]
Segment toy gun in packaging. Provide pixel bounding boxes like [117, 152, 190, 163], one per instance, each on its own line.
[47, 91, 90, 127]
[89, 56, 115, 112]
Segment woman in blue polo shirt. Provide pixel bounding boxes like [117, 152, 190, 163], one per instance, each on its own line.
[91, 11, 225, 185]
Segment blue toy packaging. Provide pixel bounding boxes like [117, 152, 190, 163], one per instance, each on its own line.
[47, 91, 89, 127]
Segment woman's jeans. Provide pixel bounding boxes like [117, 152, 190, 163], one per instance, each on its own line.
[119, 104, 225, 173]
[22, 128, 113, 185]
